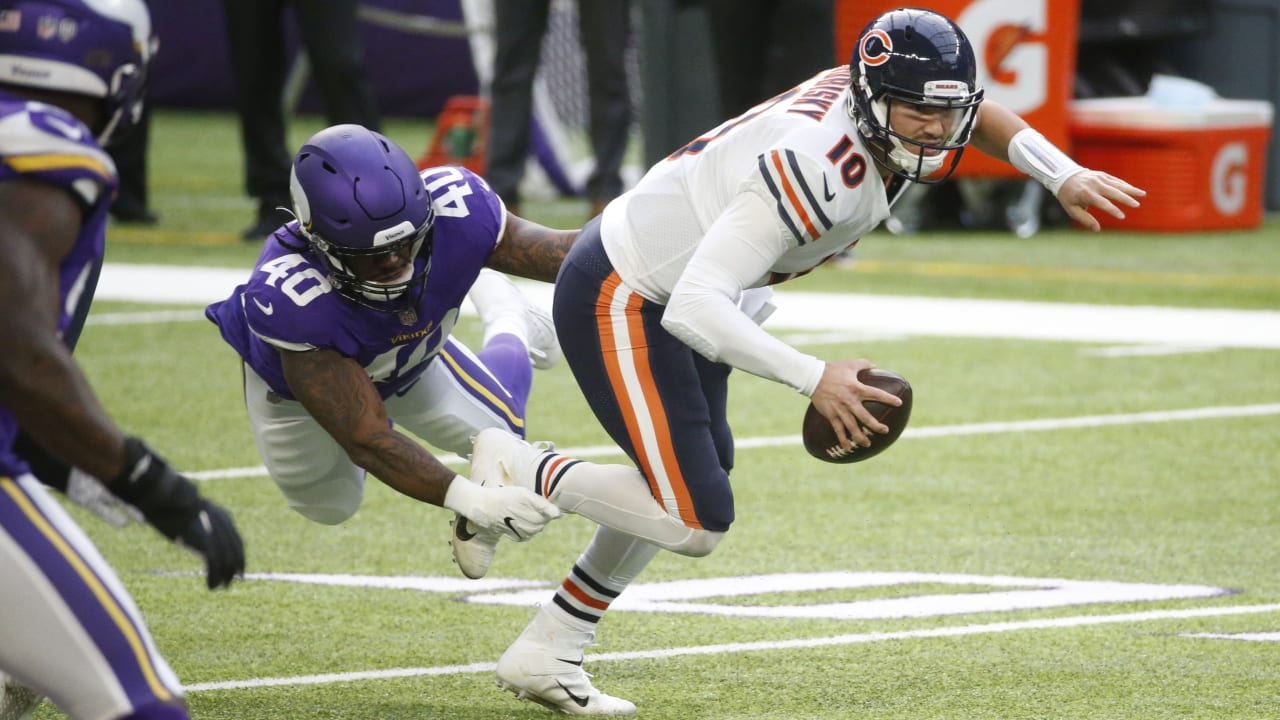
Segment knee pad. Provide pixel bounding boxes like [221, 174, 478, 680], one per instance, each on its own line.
[288, 502, 356, 526]
[665, 527, 725, 558]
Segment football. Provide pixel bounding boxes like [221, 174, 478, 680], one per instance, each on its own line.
[802, 368, 913, 464]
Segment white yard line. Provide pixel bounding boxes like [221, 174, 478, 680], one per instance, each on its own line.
[185, 402, 1280, 480]
[184, 602, 1280, 693]
[93, 263, 1280, 348]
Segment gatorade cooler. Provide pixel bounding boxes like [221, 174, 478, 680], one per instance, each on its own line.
[1070, 97, 1274, 231]
[834, 0, 1079, 179]
[418, 95, 489, 175]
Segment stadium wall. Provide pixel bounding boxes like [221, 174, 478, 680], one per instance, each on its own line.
[149, 0, 478, 118]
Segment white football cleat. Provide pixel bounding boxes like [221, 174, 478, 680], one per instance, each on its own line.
[468, 268, 560, 370]
[449, 434, 508, 580]
[470, 427, 554, 498]
[497, 617, 635, 716]
[449, 513, 501, 580]
[525, 302, 561, 370]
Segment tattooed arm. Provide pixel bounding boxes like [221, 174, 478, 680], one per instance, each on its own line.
[279, 347, 561, 534]
[485, 213, 579, 282]
[280, 347, 457, 505]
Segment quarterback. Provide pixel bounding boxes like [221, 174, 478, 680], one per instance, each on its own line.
[465, 7, 1146, 715]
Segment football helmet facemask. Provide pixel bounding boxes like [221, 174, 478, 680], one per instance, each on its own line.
[847, 7, 984, 183]
[0, 0, 155, 146]
[289, 124, 434, 312]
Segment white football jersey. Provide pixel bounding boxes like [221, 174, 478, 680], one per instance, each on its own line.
[601, 66, 892, 304]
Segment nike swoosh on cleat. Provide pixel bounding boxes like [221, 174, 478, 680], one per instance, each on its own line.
[556, 681, 590, 708]
[556, 657, 584, 667]
[454, 518, 477, 541]
[502, 517, 524, 540]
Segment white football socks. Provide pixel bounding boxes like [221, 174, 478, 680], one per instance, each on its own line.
[542, 459, 724, 557]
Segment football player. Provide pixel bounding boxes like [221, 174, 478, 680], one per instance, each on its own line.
[0, 1, 245, 719]
[205, 124, 567, 570]
[463, 7, 1146, 715]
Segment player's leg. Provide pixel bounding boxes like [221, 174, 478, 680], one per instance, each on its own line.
[496, 525, 652, 716]
[0, 475, 188, 720]
[243, 365, 367, 524]
[479, 221, 732, 543]
[489, 218, 729, 715]
[469, 267, 560, 377]
[386, 337, 529, 455]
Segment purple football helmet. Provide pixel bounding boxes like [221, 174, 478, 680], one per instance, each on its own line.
[847, 8, 983, 183]
[0, 0, 155, 146]
[290, 124, 434, 311]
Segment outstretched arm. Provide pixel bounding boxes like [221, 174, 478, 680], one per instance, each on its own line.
[972, 100, 1147, 231]
[280, 347, 560, 537]
[486, 213, 579, 282]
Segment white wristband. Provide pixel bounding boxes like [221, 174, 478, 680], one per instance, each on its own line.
[441, 473, 479, 514]
[1007, 128, 1084, 197]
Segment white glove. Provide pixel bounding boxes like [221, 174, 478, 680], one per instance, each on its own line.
[443, 475, 562, 541]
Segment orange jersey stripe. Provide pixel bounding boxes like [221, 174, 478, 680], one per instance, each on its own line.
[770, 150, 821, 239]
[620, 295, 701, 528]
[597, 273, 660, 499]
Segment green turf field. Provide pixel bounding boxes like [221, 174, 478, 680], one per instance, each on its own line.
[33, 110, 1280, 719]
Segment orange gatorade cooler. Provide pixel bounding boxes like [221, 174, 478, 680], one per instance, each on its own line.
[835, 0, 1079, 179]
[418, 95, 490, 175]
[1070, 97, 1274, 231]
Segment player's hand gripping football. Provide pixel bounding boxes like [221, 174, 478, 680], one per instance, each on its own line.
[810, 359, 903, 451]
[1056, 170, 1146, 231]
[109, 437, 246, 589]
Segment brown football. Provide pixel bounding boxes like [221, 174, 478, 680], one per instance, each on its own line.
[802, 368, 913, 464]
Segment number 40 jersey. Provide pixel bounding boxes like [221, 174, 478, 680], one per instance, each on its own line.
[205, 166, 504, 401]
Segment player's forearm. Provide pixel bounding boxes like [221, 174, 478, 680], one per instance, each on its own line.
[0, 331, 126, 481]
[344, 428, 454, 507]
[490, 216, 578, 282]
[971, 100, 1030, 163]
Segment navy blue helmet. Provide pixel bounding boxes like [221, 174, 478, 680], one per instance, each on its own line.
[847, 7, 984, 183]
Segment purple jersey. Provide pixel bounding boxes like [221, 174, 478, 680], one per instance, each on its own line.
[0, 93, 116, 478]
[206, 166, 505, 400]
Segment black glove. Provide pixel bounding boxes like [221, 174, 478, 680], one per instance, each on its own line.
[111, 437, 246, 589]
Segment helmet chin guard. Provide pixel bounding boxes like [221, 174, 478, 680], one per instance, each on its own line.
[847, 8, 984, 184]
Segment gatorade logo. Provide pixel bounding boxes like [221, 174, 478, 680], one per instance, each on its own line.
[1211, 141, 1249, 216]
[958, 0, 1048, 114]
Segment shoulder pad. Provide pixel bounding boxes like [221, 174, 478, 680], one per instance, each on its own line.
[0, 101, 115, 207]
